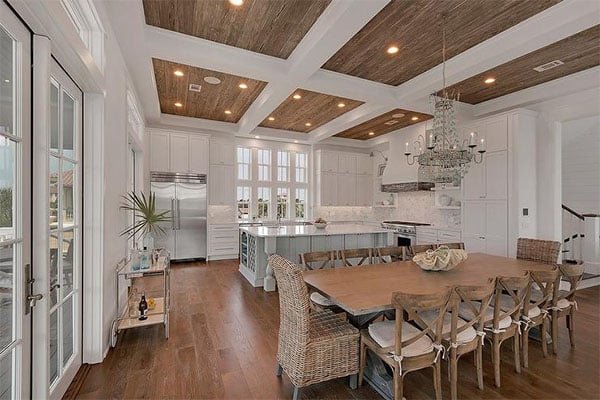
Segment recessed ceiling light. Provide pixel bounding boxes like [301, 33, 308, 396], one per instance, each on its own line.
[368, 131, 375, 136]
[484, 77, 496, 84]
[268, 116, 275, 121]
[305, 122, 312, 127]
[255, 135, 260, 139]
[174, 70, 184, 77]
[224, 110, 232, 115]
[239, 83, 248, 89]
[387, 45, 399, 54]
[294, 140, 299, 143]
[392, 113, 405, 118]
[293, 94, 301, 100]
[4, 79, 10, 83]
[204, 76, 221, 85]
[338, 102, 346, 108]
[174, 102, 183, 108]
[229, 0, 244, 6]
[411, 116, 419, 121]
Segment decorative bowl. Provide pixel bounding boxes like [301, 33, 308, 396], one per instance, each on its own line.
[413, 246, 468, 271]
[313, 222, 328, 229]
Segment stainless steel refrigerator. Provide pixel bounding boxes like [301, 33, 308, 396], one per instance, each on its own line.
[151, 172, 207, 260]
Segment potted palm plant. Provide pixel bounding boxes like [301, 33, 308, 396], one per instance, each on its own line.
[120, 192, 171, 251]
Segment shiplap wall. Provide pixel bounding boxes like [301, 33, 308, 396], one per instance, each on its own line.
[562, 115, 600, 215]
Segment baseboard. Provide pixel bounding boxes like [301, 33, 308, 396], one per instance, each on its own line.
[207, 254, 238, 261]
[579, 276, 600, 289]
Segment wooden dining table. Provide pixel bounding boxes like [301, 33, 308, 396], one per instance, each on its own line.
[303, 253, 555, 317]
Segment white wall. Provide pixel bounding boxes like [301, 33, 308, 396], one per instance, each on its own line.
[536, 116, 562, 242]
[561, 115, 600, 215]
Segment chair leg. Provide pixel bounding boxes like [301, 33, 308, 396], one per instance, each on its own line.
[393, 366, 403, 400]
[567, 312, 575, 347]
[541, 320, 548, 358]
[434, 360, 442, 400]
[522, 328, 529, 369]
[358, 342, 367, 387]
[292, 386, 301, 400]
[349, 374, 358, 390]
[551, 312, 559, 354]
[450, 350, 458, 400]
[476, 344, 484, 390]
[276, 363, 283, 377]
[493, 336, 501, 388]
[513, 334, 521, 374]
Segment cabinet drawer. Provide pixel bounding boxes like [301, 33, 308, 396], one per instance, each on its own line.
[209, 244, 239, 255]
[210, 232, 239, 244]
[437, 230, 461, 242]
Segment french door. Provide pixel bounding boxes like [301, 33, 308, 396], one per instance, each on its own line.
[0, 3, 32, 399]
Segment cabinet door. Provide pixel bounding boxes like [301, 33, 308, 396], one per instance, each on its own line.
[356, 175, 373, 206]
[189, 136, 209, 174]
[462, 201, 486, 237]
[463, 160, 485, 200]
[337, 173, 356, 206]
[210, 140, 234, 165]
[169, 134, 189, 172]
[338, 153, 357, 174]
[356, 154, 372, 175]
[321, 151, 338, 173]
[320, 172, 338, 206]
[485, 201, 507, 256]
[463, 236, 486, 253]
[484, 116, 508, 152]
[209, 164, 234, 205]
[150, 132, 170, 172]
[484, 151, 507, 200]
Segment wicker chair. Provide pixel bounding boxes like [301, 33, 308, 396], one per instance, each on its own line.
[550, 263, 585, 352]
[409, 244, 436, 257]
[341, 248, 373, 266]
[375, 246, 408, 263]
[359, 288, 453, 400]
[299, 251, 338, 309]
[270, 255, 360, 400]
[438, 242, 465, 250]
[516, 238, 561, 264]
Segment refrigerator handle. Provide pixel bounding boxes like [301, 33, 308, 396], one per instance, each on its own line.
[176, 199, 181, 230]
[171, 198, 176, 230]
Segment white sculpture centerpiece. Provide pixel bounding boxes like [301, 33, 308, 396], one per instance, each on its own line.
[413, 245, 467, 271]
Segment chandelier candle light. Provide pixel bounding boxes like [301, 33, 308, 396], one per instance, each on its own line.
[404, 15, 485, 183]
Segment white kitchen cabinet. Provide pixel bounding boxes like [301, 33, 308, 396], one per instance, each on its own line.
[337, 173, 356, 206]
[356, 154, 372, 175]
[416, 227, 461, 245]
[463, 161, 485, 200]
[210, 140, 234, 165]
[208, 223, 239, 260]
[169, 134, 189, 173]
[338, 153, 357, 174]
[316, 172, 338, 206]
[483, 116, 508, 153]
[319, 151, 339, 173]
[462, 200, 507, 256]
[416, 228, 438, 245]
[484, 151, 507, 200]
[209, 164, 234, 205]
[150, 131, 170, 172]
[189, 136, 209, 174]
[356, 175, 373, 206]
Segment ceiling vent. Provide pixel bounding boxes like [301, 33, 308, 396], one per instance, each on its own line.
[189, 83, 202, 92]
[533, 60, 564, 72]
[384, 120, 399, 125]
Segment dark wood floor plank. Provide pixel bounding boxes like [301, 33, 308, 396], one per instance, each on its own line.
[75, 260, 600, 400]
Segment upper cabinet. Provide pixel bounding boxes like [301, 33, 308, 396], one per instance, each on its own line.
[149, 129, 209, 174]
[314, 150, 372, 207]
[318, 150, 339, 173]
[356, 154, 372, 175]
[338, 153, 356, 174]
[210, 140, 235, 165]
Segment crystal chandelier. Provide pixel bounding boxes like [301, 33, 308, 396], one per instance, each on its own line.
[404, 16, 485, 184]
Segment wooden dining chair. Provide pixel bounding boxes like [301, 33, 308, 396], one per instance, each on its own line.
[516, 238, 561, 264]
[299, 251, 338, 309]
[341, 248, 373, 266]
[359, 288, 453, 400]
[269, 255, 360, 400]
[521, 268, 560, 368]
[409, 244, 436, 256]
[549, 263, 585, 353]
[374, 246, 408, 263]
[438, 242, 465, 250]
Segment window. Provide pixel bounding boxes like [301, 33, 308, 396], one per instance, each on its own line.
[237, 147, 251, 180]
[60, 0, 105, 72]
[257, 187, 270, 219]
[257, 149, 271, 181]
[277, 151, 289, 182]
[295, 152, 307, 183]
[237, 186, 251, 220]
[276, 188, 289, 219]
[295, 188, 307, 219]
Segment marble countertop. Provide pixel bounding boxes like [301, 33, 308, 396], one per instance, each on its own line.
[418, 225, 462, 232]
[239, 223, 393, 238]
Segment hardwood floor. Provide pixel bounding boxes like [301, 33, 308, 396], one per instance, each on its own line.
[76, 260, 600, 399]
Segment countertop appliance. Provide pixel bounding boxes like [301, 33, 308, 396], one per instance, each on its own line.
[381, 221, 431, 247]
[151, 172, 207, 260]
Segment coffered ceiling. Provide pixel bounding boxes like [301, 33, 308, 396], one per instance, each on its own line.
[152, 58, 267, 123]
[142, 0, 331, 59]
[322, 0, 561, 86]
[334, 109, 433, 140]
[259, 89, 363, 133]
[442, 25, 600, 104]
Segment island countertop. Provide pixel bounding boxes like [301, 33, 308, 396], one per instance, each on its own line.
[239, 223, 393, 238]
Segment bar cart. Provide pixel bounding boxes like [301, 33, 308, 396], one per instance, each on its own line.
[110, 248, 170, 347]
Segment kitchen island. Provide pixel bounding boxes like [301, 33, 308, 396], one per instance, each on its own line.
[239, 224, 393, 291]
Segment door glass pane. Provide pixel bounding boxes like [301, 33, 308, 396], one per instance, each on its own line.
[0, 28, 13, 136]
[49, 310, 58, 385]
[62, 296, 73, 366]
[61, 230, 74, 298]
[49, 156, 59, 229]
[49, 233, 59, 308]
[62, 161, 74, 227]
[50, 83, 59, 152]
[0, 351, 13, 399]
[62, 92, 74, 159]
[0, 244, 14, 351]
[0, 137, 15, 242]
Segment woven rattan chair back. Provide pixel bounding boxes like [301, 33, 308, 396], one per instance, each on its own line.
[525, 268, 559, 313]
[375, 246, 408, 263]
[492, 273, 531, 329]
[341, 248, 372, 266]
[299, 251, 336, 270]
[438, 242, 465, 250]
[517, 238, 561, 265]
[409, 244, 436, 256]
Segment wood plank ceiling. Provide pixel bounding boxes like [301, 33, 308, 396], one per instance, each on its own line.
[142, 0, 331, 59]
[442, 25, 600, 104]
[259, 89, 363, 133]
[152, 58, 267, 123]
[323, 0, 562, 86]
[334, 109, 433, 140]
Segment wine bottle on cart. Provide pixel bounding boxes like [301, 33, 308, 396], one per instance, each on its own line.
[139, 293, 148, 321]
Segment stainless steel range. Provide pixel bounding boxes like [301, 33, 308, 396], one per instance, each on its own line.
[381, 221, 431, 247]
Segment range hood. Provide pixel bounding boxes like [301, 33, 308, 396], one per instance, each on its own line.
[379, 132, 434, 192]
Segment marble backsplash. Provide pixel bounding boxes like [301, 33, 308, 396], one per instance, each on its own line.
[314, 191, 461, 227]
[208, 205, 237, 223]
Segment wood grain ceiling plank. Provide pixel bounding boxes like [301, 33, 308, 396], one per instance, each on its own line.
[443, 25, 600, 104]
[258, 89, 363, 133]
[334, 109, 433, 140]
[323, 0, 561, 85]
[152, 58, 267, 122]
[142, 0, 331, 59]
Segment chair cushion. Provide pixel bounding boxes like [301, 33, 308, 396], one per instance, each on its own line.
[458, 302, 512, 330]
[310, 291, 336, 307]
[368, 320, 434, 357]
[556, 298, 572, 309]
[497, 294, 541, 318]
[420, 311, 477, 345]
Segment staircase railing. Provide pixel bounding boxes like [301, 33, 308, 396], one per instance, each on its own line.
[562, 204, 585, 262]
